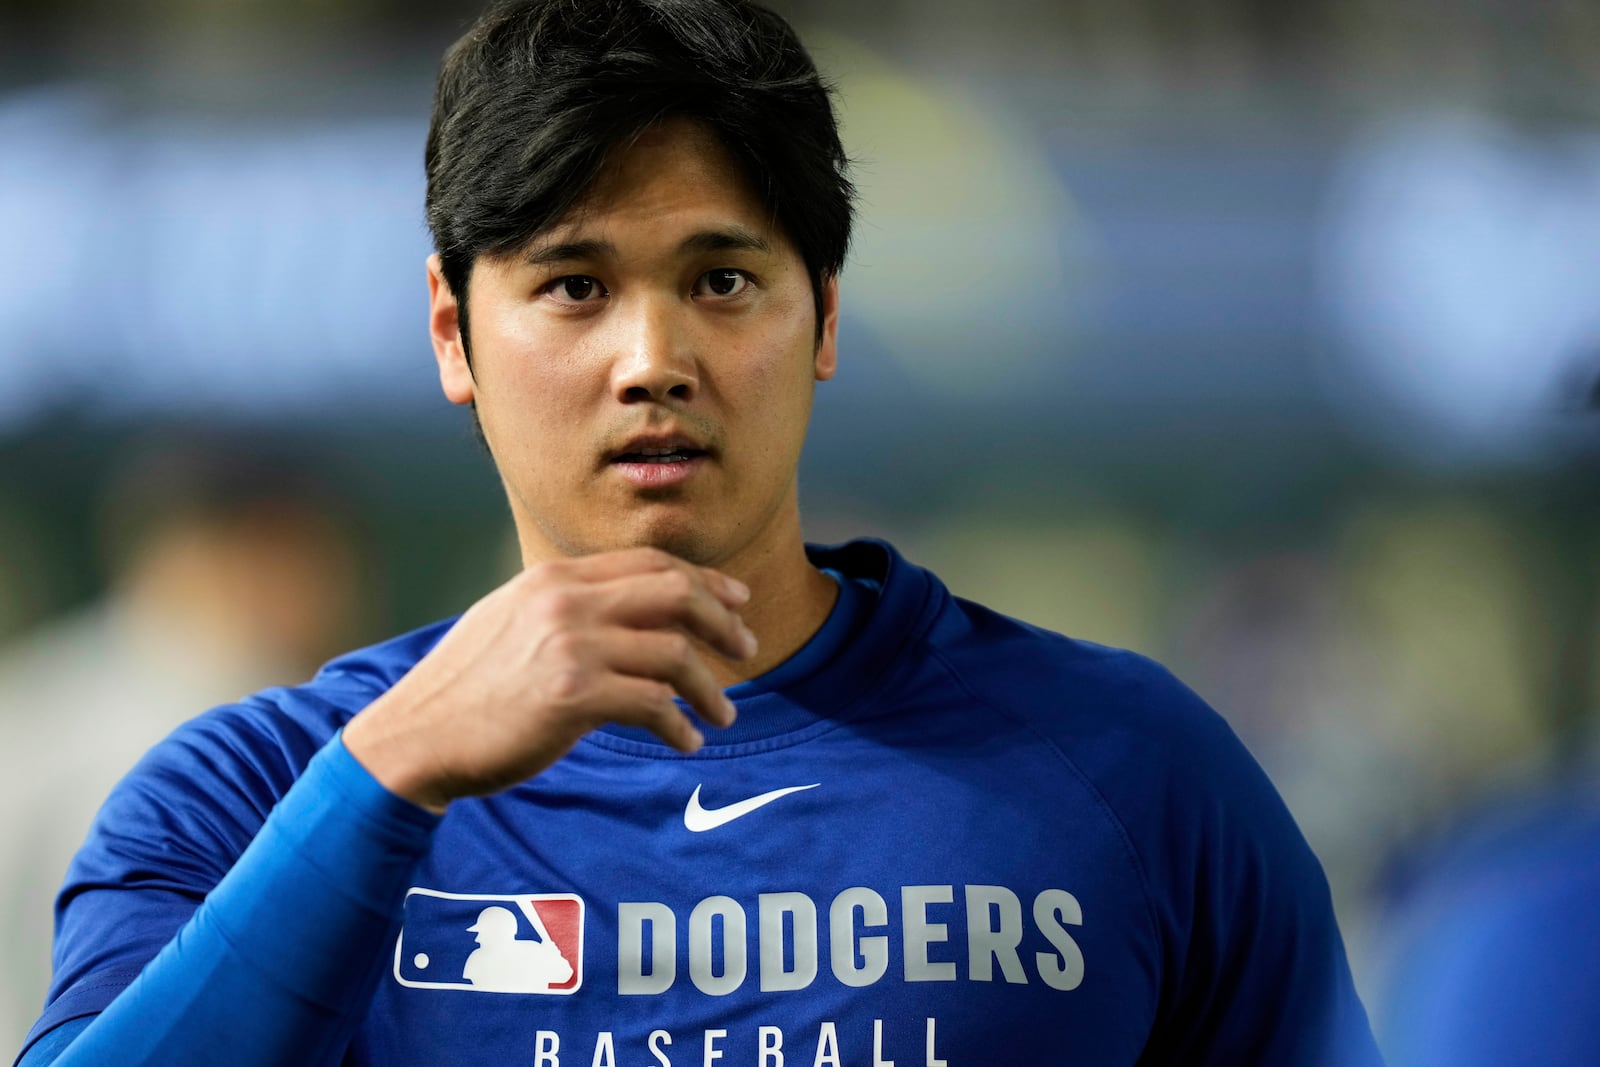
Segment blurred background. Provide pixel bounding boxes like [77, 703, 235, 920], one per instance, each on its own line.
[1, 0, 1597, 1059]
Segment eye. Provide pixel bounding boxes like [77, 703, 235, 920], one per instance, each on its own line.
[695, 269, 750, 298]
[543, 275, 608, 304]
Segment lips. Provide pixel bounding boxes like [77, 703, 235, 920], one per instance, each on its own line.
[608, 432, 710, 465]
[614, 446, 706, 463]
[604, 430, 714, 490]
[608, 435, 710, 489]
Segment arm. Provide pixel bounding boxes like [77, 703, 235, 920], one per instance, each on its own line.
[935, 627, 1385, 1066]
[18, 735, 436, 1067]
[1145, 776, 1382, 1067]
[1128, 676, 1384, 1066]
[20, 548, 754, 1064]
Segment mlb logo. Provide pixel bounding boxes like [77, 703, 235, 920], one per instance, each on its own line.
[394, 888, 585, 994]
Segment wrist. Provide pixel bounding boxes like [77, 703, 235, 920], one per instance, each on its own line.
[341, 704, 453, 816]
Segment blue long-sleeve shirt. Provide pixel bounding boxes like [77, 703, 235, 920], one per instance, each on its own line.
[19, 540, 1384, 1066]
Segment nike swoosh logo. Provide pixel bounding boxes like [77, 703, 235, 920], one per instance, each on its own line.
[683, 783, 820, 832]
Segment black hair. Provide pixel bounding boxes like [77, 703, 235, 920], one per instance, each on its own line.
[425, 0, 854, 353]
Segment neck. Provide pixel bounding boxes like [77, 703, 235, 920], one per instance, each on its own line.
[701, 522, 837, 688]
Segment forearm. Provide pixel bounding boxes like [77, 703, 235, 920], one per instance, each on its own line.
[24, 733, 438, 1067]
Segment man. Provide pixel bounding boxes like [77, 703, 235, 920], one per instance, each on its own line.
[18, 1, 1384, 1064]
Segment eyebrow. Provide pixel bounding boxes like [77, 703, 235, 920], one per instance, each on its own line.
[679, 226, 772, 256]
[522, 238, 612, 267]
[520, 226, 772, 267]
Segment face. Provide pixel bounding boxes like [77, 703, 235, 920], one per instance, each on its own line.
[428, 119, 838, 568]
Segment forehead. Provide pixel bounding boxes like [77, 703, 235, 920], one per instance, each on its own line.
[544, 118, 773, 242]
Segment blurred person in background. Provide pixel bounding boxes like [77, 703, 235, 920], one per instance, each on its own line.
[1367, 389, 1600, 1066]
[15, 1, 1383, 1064]
[1370, 776, 1600, 1066]
[0, 437, 363, 1052]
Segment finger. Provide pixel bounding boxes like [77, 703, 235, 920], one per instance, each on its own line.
[597, 627, 736, 729]
[696, 566, 751, 608]
[557, 549, 751, 608]
[594, 569, 757, 660]
[594, 675, 705, 753]
[559, 546, 679, 582]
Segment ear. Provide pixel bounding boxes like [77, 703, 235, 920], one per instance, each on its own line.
[428, 254, 476, 406]
[813, 274, 840, 382]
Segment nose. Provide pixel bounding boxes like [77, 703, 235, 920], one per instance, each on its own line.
[609, 298, 698, 404]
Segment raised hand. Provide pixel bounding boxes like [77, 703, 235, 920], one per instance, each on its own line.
[341, 547, 756, 813]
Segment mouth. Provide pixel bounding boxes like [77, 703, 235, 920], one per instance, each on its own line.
[611, 445, 708, 464]
[606, 432, 713, 489]
[607, 432, 712, 466]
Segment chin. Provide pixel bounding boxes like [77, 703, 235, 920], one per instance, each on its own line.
[634, 525, 721, 566]
[571, 512, 722, 566]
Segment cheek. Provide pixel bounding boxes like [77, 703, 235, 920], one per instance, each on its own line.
[732, 293, 818, 395]
[719, 339, 810, 428]
[726, 342, 818, 467]
[475, 316, 597, 425]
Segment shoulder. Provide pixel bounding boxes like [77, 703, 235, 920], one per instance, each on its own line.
[142, 616, 453, 784]
[40, 621, 455, 1050]
[839, 539, 1310, 880]
[816, 538, 1253, 798]
[79, 618, 456, 873]
[167, 616, 455, 770]
[930, 591, 1187, 710]
[924, 590, 1250, 796]
[922, 588, 1316, 880]
[311, 615, 456, 694]
[910, 579, 1377, 1063]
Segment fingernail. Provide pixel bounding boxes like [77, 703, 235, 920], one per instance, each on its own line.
[726, 577, 751, 603]
[740, 624, 758, 657]
[686, 728, 705, 751]
[722, 696, 739, 725]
